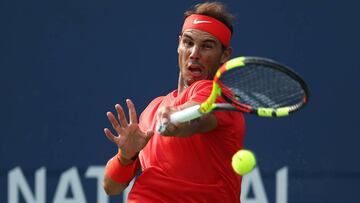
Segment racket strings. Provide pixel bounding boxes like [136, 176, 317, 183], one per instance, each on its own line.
[220, 64, 305, 109]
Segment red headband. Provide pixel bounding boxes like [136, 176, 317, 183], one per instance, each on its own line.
[182, 14, 232, 48]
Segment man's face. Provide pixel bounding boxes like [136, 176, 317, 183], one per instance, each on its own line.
[178, 29, 231, 87]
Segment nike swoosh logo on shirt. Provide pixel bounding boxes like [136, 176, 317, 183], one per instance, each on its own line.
[193, 19, 212, 24]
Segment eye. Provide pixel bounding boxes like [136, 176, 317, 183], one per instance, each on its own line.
[203, 43, 214, 50]
[183, 38, 194, 48]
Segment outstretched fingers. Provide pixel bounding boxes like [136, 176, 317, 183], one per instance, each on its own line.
[115, 104, 128, 127]
[103, 128, 116, 143]
[104, 128, 125, 147]
[106, 111, 124, 135]
[126, 99, 138, 124]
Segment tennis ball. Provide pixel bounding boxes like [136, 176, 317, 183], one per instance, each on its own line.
[232, 149, 256, 175]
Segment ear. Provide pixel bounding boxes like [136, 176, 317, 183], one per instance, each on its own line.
[177, 35, 181, 54]
[220, 47, 233, 64]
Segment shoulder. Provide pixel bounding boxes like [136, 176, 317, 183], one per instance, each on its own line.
[144, 96, 165, 112]
[139, 96, 165, 130]
[142, 89, 179, 114]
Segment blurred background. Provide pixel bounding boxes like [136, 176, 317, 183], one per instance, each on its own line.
[1, 0, 359, 202]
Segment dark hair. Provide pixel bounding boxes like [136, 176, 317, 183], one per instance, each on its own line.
[184, 2, 234, 34]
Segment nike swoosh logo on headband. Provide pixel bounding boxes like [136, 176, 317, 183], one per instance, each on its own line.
[193, 19, 212, 24]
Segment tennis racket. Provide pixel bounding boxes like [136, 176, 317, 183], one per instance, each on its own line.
[157, 56, 309, 133]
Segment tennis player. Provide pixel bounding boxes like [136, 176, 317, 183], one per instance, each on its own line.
[103, 2, 245, 202]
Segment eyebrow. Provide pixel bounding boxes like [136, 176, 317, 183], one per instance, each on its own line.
[182, 33, 218, 44]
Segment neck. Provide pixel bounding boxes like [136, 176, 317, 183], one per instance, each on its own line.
[177, 73, 187, 94]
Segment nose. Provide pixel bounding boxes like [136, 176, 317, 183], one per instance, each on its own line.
[189, 45, 200, 60]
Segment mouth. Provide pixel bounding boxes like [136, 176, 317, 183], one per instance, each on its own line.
[187, 63, 204, 77]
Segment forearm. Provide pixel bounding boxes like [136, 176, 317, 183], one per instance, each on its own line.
[103, 175, 129, 195]
[103, 153, 138, 195]
[162, 101, 218, 137]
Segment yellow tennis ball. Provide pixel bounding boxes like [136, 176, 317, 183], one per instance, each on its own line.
[232, 149, 256, 175]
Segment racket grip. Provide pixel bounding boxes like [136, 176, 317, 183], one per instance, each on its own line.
[170, 104, 203, 123]
[156, 105, 203, 133]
